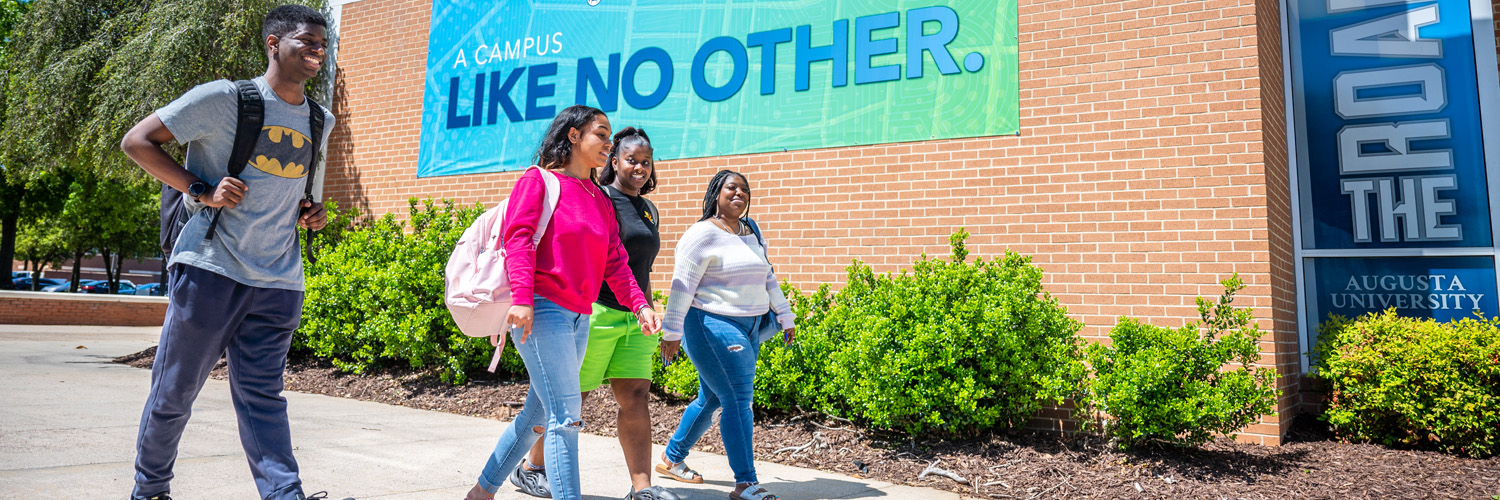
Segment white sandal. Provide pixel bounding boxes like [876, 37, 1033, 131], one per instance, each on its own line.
[655, 454, 704, 484]
[730, 484, 779, 500]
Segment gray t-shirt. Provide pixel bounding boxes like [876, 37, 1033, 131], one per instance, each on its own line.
[158, 77, 335, 291]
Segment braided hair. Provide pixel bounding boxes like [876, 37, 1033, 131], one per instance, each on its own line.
[532, 104, 605, 182]
[698, 169, 750, 222]
[600, 127, 656, 195]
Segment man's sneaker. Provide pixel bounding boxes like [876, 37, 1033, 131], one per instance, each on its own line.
[509, 460, 551, 498]
[625, 485, 682, 500]
[139, 495, 171, 500]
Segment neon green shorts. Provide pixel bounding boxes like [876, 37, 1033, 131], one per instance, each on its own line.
[579, 303, 661, 391]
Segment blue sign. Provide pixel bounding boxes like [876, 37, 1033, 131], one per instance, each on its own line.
[1308, 256, 1498, 323]
[1292, 0, 1494, 249]
[418, 0, 1021, 178]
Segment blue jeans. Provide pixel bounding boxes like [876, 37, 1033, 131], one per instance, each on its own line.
[664, 307, 763, 484]
[133, 265, 304, 500]
[477, 296, 589, 499]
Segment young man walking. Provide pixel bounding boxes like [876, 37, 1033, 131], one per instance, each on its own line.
[120, 5, 336, 500]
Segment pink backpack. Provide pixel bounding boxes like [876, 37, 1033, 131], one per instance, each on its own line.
[444, 166, 560, 372]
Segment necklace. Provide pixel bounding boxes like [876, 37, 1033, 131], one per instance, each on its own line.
[557, 171, 595, 198]
[712, 216, 745, 235]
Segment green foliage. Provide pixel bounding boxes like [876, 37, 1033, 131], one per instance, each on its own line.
[3, 0, 327, 176]
[1077, 274, 1279, 448]
[789, 229, 1085, 435]
[14, 216, 69, 287]
[1314, 310, 1500, 458]
[651, 343, 701, 398]
[44, 168, 158, 290]
[657, 229, 1087, 437]
[298, 198, 522, 384]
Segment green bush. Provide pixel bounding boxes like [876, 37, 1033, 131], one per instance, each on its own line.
[1076, 274, 1279, 448]
[298, 198, 523, 384]
[766, 230, 1085, 435]
[652, 230, 1085, 437]
[1314, 310, 1500, 458]
[650, 288, 703, 397]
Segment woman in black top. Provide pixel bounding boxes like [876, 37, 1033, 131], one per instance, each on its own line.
[512, 128, 682, 500]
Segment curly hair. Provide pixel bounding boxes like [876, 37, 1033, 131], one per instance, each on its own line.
[600, 127, 656, 195]
[699, 169, 750, 221]
[533, 104, 606, 181]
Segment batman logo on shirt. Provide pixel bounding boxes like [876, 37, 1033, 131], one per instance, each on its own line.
[248, 125, 313, 179]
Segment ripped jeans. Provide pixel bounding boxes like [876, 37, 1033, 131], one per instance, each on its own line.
[664, 307, 764, 484]
[477, 295, 588, 499]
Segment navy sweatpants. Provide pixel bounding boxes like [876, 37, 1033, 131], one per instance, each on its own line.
[133, 265, 305, 500]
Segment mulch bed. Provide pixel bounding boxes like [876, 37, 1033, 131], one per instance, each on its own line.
[117, 347, 1500, 499]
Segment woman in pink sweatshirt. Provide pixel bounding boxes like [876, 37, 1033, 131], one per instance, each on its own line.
[465, 105, 661, 500]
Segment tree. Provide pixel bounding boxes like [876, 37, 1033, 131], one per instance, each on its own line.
[14, 216, 69, 290]
[2, 0, 327, 288]
[49, 168, 157, 293]
[0, 0, 34, 288]
[1, 166, 68, 288]
[4, 0, 328, 178]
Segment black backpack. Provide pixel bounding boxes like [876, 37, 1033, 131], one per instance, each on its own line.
[158, 80, 326, 259]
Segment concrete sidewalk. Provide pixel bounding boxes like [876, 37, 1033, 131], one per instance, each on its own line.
[0, 325, 961, 500]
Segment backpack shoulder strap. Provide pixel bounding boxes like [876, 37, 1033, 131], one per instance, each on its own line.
[304, 98, 326, 198]
[227, 80, 264, 178]
[205, 80, 264, 242]
[529, 166, 561, 246]
[744, 217, 766, 248]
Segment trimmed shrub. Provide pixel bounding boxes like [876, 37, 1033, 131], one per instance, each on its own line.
[1077, 274, 1279, 448]
[298, 198, 523, 384]
[759, 230, 1084, 436]
[1314, 311, 1500, 458]
[653, 230, 1086, 437]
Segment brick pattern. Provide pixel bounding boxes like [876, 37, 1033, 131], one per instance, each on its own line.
[323, 0, 1500, 444]
[0, 292, 167, 327]
[1255, 0, 1297, 446]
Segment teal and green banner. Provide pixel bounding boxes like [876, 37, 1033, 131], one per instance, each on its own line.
[419, 0, 1019, 177]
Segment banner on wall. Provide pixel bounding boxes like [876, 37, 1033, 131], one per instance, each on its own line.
[418, 0, 1019, 178]
[1287, 0, 1500, 339]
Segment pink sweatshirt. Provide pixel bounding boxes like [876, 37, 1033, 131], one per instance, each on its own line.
[503, 168, 649, 315]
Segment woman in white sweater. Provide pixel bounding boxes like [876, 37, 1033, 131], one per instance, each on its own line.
[655, 170, 795, 500]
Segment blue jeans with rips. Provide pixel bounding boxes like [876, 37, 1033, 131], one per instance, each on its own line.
[476, 295, 589, 500]
[664, 307, 764, 484]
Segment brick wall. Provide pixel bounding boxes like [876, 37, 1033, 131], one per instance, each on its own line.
[0, 291, 167, 327]
[1256, 0, 1300, 444]
[325, 0, 1500, 444]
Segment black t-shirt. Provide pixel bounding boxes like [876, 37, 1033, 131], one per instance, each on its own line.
[596, 184, 661, 312]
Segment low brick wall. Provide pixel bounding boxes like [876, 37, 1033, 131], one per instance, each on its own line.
[0, 291, 168, 327]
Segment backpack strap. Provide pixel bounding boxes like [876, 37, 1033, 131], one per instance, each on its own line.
[204, 80, 265, 241]
[304, 98, 325, 199]
[532, 167, 561, 247]
[743, 217, 774, 271]
[744, 217, 766, 249]
[302, 98, 326, 263]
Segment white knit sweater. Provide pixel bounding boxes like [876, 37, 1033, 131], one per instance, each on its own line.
[662, 220, 796, 340]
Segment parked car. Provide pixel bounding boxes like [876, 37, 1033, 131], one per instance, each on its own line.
[11, 271, 30, 279]
[41, 281, 71, 292]
[134, 283, 167, 296]
[12, 277, 65, 290]
[79, 279, 135, 294]
[112, 280, 138, 295]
